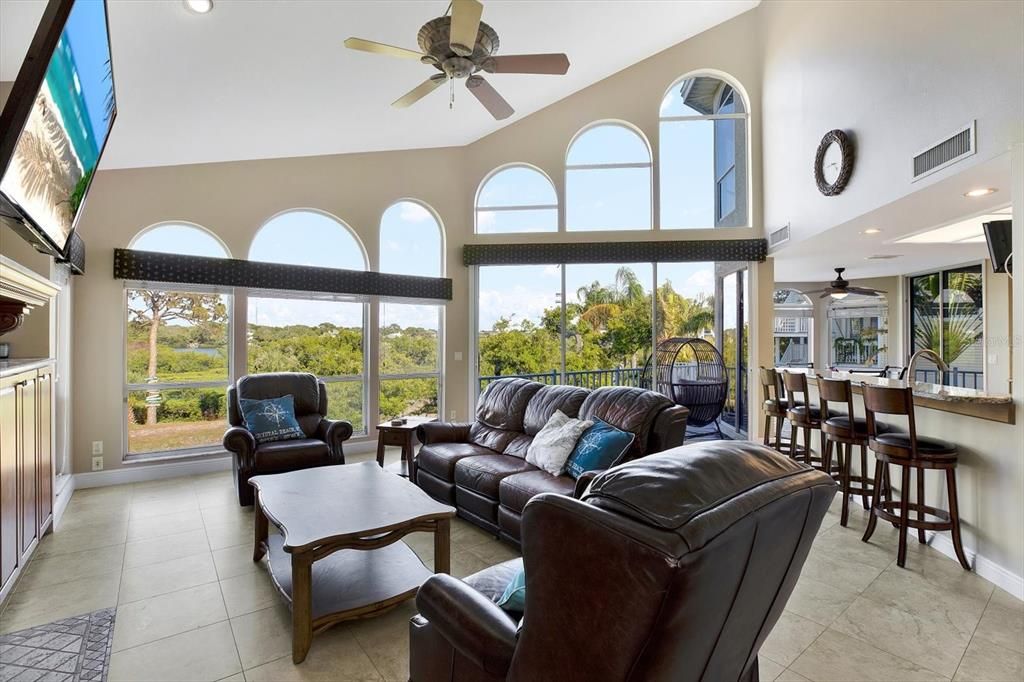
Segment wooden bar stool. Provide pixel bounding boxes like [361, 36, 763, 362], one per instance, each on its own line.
[817, 376, 890, 527]
[759, 367, 788, 451]
[781, 370, 832, 471]
[861, 383, 970, 570]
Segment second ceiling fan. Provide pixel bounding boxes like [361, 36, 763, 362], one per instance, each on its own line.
[344, 0, 570, 120]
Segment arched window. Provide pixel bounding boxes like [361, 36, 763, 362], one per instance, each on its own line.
[379, 200, 444, 423]
[247, 210, 368, 432]
[660, 72, 749, 229]
[123, 223, 231, 455]
[773, 289, 813, 367]
[829, 294, 888, 371]
[249, 209, 366, 271]
[566, 122, 652, 231]
[475, 165, 558, 234]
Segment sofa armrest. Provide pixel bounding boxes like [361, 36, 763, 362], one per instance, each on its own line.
[648, 405, 689, 454]
[415, 574, 517, 677]
[573, 471, 600, 499]
[223, 427, 257, 470]
[417, 421, 473, 445]
[316, 418, 352, 462]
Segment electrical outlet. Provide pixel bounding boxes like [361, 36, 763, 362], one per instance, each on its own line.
[449, 410, 456, 420]
[91, 440, 103, 455]
[91, 456, 104, 472]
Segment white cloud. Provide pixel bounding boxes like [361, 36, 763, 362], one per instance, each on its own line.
[399, 202, 432, 223]
[478, 286, 557, 330]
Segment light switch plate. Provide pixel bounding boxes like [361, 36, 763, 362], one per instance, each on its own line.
[454, 351, 463, 361]
[91, 441, 103, 455]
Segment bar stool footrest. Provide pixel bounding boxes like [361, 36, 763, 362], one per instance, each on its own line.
[872, 500, 954, 532]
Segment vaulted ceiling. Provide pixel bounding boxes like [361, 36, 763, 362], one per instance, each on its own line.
[0, 0, 759, 169]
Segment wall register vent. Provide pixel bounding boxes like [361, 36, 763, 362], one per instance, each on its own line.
[913, 121, 975, 182]
[768, 224, 791, 250]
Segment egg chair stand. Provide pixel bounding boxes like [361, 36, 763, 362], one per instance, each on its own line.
[641, 337, 729, 439]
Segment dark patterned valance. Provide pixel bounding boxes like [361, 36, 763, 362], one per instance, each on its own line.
[113, 249, 452, 301]
[462, 238, 767, 266]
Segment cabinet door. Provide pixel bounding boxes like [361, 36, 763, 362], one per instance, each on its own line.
[36, 371, 53, 531]
[19, 378, 37, 555]
[0, 380, 18, 588]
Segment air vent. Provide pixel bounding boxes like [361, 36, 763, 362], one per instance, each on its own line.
[866, 254, 902, 260]
[912, 121, 975, 182]
[768, 224, 791, 249]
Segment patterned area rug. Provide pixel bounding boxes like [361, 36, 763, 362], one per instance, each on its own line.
[0, 608, 115, 682]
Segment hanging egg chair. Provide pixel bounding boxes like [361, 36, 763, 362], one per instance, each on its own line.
[641, 337, 728, 438]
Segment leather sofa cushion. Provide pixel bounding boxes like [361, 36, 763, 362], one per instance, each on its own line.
[455, 455, 536, 498]
[502, 433, 533, 459]
[522, 385, 588, 435]
[469, 423, 521, 454]
[418, 443, 497, 482]
[499, 469, 575, 514]
[579, 386, 673, 458]
[476, 378, 543, 431]
[253, 438, 330, 473]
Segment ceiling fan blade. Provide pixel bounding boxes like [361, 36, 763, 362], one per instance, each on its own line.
[466, 75, 514, 120]
[344, 37, 424, 60]
[847, 287, 883, 296]
[800, 288, 829, 295]
[819, 291, 834, 299]
[450, 0, 483, 57]
[484, 53, 571, 75]
[392, 76, 446, 108]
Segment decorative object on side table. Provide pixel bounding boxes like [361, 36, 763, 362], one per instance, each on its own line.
[250, 462, 455, 664]
[814, 128, 854, 196]
[376, 416, 436, 478]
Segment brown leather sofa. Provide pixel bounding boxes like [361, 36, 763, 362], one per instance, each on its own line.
[223, 372, 352, 506]
[415, 378, 689, 544]
[409, 440, 837, 682]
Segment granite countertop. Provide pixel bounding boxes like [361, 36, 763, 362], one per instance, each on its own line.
[0, 358, 55, 378]
[783, 368, 1013, 405]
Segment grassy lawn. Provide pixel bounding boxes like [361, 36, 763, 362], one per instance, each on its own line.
[128, 420, 226, 454]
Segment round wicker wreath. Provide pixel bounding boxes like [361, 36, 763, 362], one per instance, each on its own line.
[814, 129, 854, 196]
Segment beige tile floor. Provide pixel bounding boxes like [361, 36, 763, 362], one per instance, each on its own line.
[1, 447, 1021, 681]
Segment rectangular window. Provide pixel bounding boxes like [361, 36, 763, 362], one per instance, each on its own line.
[566, 167, 651, 231]
[379, 303, 442, 423]
[247, 293, 367, 434]
[909, 266, 984, 388]
[124, 285, 231, 455]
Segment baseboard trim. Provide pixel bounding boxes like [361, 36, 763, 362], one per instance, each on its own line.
[52, 474, 75, 528]
[73, 440, 379, 489]
[925, 531, 1024, 601]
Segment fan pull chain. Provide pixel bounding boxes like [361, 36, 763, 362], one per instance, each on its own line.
[449, 77, 455, 110]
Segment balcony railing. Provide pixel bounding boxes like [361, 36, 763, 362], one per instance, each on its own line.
[479, 367, 647, 392]
[912, 367, 984, 390]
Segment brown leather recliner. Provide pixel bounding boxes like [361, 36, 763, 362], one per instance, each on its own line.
[409, 440, 837, 682]
[415, 378, 689, 544]
[223, 372, 352, 506]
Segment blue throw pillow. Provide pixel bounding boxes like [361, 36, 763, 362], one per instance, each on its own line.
[496, 567, 526, 612]
[239, 395, 305, 444]
[565, 418, 635, 480]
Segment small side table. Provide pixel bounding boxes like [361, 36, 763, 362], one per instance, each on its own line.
[376, 417, 435, 479]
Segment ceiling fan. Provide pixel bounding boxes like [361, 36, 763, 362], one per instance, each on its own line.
[343, 0, 570, 120]
[803, 268, 886, 300]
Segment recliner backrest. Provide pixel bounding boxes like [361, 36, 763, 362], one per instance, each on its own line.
[230, 372, 326, 437]
[510, 441, 835, 682]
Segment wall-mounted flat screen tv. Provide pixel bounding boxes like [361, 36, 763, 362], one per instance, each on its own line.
[0, 0, 116, 258]
[983, 219, 1012, 274]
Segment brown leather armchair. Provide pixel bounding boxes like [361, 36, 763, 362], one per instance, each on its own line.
[409, 440, 837, 682]
[224, 372, 352, 506]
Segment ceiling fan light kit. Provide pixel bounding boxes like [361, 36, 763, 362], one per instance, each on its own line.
[345, 0, 570, 120]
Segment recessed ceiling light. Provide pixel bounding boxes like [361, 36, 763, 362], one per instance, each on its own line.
[863, 228, 882, 235]
[184, 0, 213, 14]
[964, 188, 997, 198]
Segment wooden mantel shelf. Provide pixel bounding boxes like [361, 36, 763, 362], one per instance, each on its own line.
[0, 255, 60, 336]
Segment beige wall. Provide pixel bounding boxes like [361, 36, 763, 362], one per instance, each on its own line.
[68, 7, 770, 474]
[761, 0, 1024, 247]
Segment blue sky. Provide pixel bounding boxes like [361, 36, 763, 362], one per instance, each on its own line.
[64, 0, 113, 146]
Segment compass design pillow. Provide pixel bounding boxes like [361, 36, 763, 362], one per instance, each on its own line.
[239, 394, 305, 444]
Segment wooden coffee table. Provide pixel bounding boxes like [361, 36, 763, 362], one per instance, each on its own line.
[250, 462, 455, 663]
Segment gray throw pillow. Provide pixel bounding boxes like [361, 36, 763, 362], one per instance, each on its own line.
[526, 410, 593, 476]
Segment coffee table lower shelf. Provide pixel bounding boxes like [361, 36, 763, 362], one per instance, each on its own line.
[263, 534, 434, 625]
